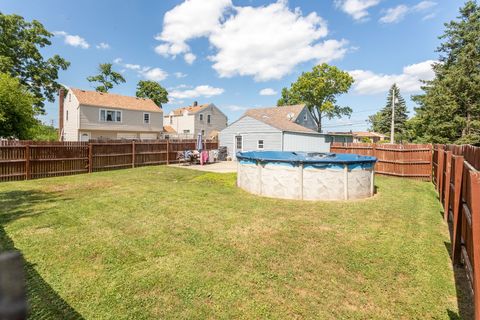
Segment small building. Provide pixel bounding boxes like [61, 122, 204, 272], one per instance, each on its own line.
[164, 102, 228, 139]
[219, 105, 332, 158]
[60, 88, 163, 141]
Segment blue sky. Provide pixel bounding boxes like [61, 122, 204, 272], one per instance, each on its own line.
[0, 0, 462, 131]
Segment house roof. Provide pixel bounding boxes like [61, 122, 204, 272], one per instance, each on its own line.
[163, 125, 176, 133]
[352, 131, 386, 138]
[244, 104, 317, 133]
[170, 104, 210, 116]
[71, 88, 162, 113]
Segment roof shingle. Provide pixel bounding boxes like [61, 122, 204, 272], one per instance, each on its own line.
[244, 105, 317, 133]
[71, 88, 162, 113]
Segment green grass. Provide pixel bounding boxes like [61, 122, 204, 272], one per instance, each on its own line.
[0, 166, 460, 319]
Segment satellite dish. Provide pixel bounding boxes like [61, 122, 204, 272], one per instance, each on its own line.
[287, 112, 295, 121]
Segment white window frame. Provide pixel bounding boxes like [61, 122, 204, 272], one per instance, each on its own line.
[143, 112, 151, 124]
[99, 109, 122, 123]
[257, 139, 264, 149]
[234, 135, 243, 153]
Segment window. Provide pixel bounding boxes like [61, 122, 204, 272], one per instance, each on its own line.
[201, 130, 205, 136]
[100, 109, 122, 122]
[169, 116, 173, 124]
[207, 115, 211, 124]
[183, 130, 190, 134]
[66, 110, 69, 121]
[144, 113, 150, 124]
[199, 114, 203, 121]
[235, 135, 242, 151]
[257, 140, 264, 149]
[68, 93, 71, 102]
[303, 114, 307, 122]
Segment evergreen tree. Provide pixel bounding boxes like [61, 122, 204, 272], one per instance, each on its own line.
[412, 1, 480, 145]
[368, 84, 408, 142]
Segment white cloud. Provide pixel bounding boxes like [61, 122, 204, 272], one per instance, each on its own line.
[422, 13, 436, 20]
[54, 31, 90, 49]
[380, 1, 437, 24]
[184, 53, 196, 64]
[155, 0, 231, 58]
[170, 85, 224, 99]
[96, 42, 110, 49]
[379, 5, 409, 23]
[259, 88, 277, 96]
[155, 0, 348, 81]
[335, 0, 380, 21]
[349, 60, 436, 95]
[113, 59, 168, 82]
[226, 105, 248, 112]
[174, 72, 187, 78]
[140, 67, 168, 81]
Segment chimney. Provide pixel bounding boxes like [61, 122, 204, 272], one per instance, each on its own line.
[193, 101, 198, 107]
[58, 88, 65, 141]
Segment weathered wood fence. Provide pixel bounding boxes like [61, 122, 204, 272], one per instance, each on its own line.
[331, 142, 432, 180]
[434, 144, 480, 319]
[0, 139, 218, 182]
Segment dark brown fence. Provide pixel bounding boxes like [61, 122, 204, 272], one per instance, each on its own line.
[434, 144, 480, 319]
[331, 143, 432, 180]
[0, 139, 218, 182]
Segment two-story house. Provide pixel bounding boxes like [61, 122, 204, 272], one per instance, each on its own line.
[60, 88, 163, 141]
[164, 102, 228, 139]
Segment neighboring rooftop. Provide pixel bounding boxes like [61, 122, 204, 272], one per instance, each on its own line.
[70, 88, 162, 113]
[169, 102, 210, 116]
[328, 131, 386, 138]
[244, 104, 317, 133]
[163, 125, 176, 133]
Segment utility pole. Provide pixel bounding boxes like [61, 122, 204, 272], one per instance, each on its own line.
[390, 85, 395, 144]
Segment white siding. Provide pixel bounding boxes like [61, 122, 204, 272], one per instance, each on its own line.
[219, 116, 282, 157]
[194, 104, 228, 137]
[283, 132, 330, 152]
[63, 90, 80, 141]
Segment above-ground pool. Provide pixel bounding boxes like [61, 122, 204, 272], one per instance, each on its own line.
[236, 151, 377, 201]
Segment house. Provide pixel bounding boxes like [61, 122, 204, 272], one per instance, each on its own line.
[327, 131, 385, 143]
[325, 132, 354, 143]
[59, 88, 163, 141]
[219, 104, 334, 158]
[164, 102, 228, 139]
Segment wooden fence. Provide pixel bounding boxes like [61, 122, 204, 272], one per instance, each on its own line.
[434, 144, 480, 319]
[0, 139, 218, 182]
[330, 142, 432, 180]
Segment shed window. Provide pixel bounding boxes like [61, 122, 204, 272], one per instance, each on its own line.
[257, 140, 264, 149]
[144, 113, 150, 124]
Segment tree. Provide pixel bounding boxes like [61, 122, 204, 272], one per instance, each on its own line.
[277, 63, 354, 132]
[135, 80, 168, 107]
[28, 122, 58, 141]
[411, 1, 480, 144]
[0, 13, 70, 113]
[368, 84, 409, 142]
[87, 63, 126, 92]
[0, 73, 36, 139]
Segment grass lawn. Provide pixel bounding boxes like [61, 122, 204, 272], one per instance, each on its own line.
[0, 166, 461, 319]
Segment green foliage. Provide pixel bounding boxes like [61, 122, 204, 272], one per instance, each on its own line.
[0, 13, 70, 113]
[277, 63, 354, 132]
[368, 84, 409, 142]
[87, 63, 126, 92]
[135, 80, 168, 107]
[0, 73, 36, 139]
[412, 1, 480, 145]
[28, 122, 58, 141]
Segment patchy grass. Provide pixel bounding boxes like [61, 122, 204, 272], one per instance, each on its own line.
[0, 166, 460, 319]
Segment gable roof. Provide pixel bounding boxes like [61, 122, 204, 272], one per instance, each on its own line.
[244, 104, 317, 133]
[71, 88, 162, 113]
[170, 104, 210, 116]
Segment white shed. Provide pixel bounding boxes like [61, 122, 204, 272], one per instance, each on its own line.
[219, 105, 331, 158]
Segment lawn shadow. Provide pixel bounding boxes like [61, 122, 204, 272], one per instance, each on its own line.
[443, 242, 474, 320]
[0, 189, 84, 319]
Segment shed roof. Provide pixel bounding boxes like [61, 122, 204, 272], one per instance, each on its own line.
[71, 88, 162, 113]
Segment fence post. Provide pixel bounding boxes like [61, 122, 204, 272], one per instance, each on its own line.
[88, 143, 93, 173]
[437, 148, 445, 197]
[469, 171, 480, 320]
[443, 151, 452, 221]
[25, 145, 30, 180]
[451, 155, 464, 265]
[132, 141, 136, 168]
[166, 139, 170, 165]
